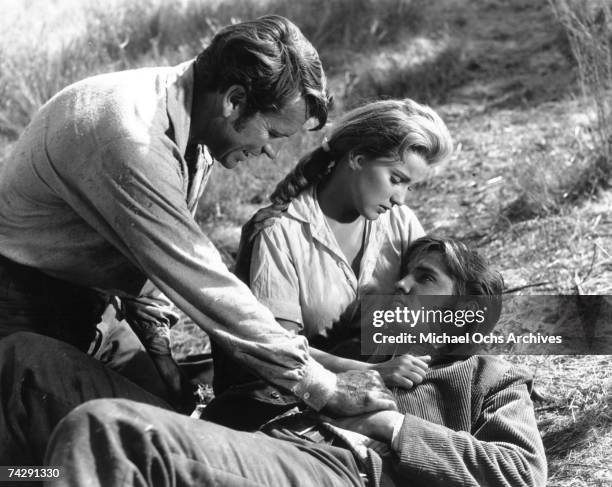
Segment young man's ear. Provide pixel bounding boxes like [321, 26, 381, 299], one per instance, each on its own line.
[222, 85, 247, 120]
[348, 152, 364, 170]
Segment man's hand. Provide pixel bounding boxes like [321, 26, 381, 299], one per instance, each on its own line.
[370, 354, 430, 389]
[324, 410, 404, 443]
[323, 370, 397, 417]
[150, 353, 195, 414]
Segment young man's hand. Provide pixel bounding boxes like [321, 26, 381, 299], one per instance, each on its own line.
[324, 410, 404, 443]
[323, 370, 397, 416]
[370, 354, 431, 389]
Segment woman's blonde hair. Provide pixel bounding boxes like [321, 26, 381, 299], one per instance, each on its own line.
[270, 98, 453, 205]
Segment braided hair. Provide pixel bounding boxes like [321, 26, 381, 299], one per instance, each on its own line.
[270, 98, 453, 205]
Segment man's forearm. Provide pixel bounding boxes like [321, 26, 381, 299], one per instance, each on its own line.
[72, 140, 395, 414]
[76, 139, 334, 406]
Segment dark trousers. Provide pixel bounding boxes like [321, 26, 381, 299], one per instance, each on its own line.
[0, 332, 171, 465]
[47, 399, 365, 487]
[0, 253, 106, 349]
[0, 333, 364, 487]
[0, 253, 168, 399]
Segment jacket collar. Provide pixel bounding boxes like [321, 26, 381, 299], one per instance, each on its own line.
[165, 60, 195, 157]
[165, 60, 214, 208]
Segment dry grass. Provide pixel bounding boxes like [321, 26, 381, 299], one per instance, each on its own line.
[0, 0, 424, 140]
[1, 0, 611, 485]
[550, 0, 612, 162]
[505, 354, 612, 486]
[417, 99, 612, 295]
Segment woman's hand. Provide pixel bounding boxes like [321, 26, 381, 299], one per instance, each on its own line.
[370, 354, 431, 389]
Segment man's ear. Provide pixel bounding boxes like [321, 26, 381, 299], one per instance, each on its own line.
[222, 85, 247, 120]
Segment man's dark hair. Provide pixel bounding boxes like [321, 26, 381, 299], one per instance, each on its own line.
[195, 15, 330, 129]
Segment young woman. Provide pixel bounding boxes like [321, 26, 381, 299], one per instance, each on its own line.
[212, 99, 453, 407]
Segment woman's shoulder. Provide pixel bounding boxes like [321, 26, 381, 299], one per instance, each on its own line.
[260, 189, 321, 233]
[252, 207, 308, 252]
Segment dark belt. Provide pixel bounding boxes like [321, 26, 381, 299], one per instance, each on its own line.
[0, 253, 110, 351]
[261, 410, 372, 486]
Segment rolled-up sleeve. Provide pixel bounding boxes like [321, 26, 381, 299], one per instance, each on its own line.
[53, 137, 335, 409]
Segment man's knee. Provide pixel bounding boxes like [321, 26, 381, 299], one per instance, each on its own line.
[0, 331, 73, 369]
[0, 330, 41, 348]
[0, 331, 48, 366]
[48, 398, 169, 462]
[50, 399, 132, 448]
[55, 399, 114, 431]
[46, 399, 129, 477]
[54, 398, 154, 433]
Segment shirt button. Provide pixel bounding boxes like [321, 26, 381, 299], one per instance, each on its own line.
[270, 391, 280, 399]
[303, 392, 311, 400]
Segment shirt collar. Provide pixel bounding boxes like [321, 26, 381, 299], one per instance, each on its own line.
[286, 185, 330, 239]
[165, 60, 215, 207]
[285, 186, 361, 265]
[286, 185, 318, 222]
[165, 60, 196, 156]
[285, 185, 384, 286]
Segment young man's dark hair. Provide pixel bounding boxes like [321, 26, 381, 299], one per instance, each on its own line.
[401, 236, 504, 296]
[401, 235, 504, 332]
[195, 15, 330, 128]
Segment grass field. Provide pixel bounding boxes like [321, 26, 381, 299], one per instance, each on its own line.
[1, 0, 610, 485]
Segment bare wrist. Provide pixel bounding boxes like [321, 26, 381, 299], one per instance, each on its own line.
[382, 411, 398, 440]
